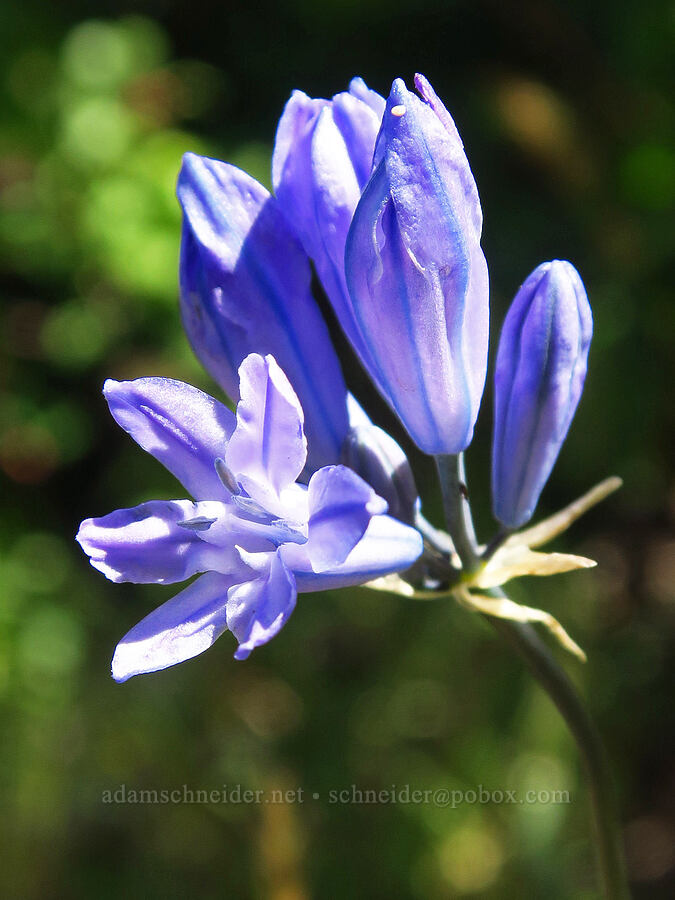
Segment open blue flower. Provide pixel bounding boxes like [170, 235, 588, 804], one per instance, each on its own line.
[77, 353, 422, 680]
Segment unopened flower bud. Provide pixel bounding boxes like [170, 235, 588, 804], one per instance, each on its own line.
[492, 260, 593, 528]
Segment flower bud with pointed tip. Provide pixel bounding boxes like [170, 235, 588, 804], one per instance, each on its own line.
[492, 260, 593, 528]
[345, 75, 489, 455]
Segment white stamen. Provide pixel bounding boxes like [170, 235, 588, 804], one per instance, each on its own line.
[391, 105, 406, 117]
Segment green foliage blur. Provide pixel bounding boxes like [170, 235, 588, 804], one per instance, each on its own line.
[1, 1, 673, 897]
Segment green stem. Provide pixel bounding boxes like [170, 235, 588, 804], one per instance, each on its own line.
[435, 454, 478, 569]
[489, 615, 629, 899]
[434, 453, 630, 899]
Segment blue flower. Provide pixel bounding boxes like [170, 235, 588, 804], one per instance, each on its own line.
[177, 103, 419, 513]
[344, 74, 489, 455]
[177, 153, 350, 473]
[492, 260, 593, 528]
[272, 77, 385, 365]
[76, 353, 422, 680]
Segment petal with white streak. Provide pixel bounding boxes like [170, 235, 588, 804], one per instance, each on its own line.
[104, 377, 234, 501]
[76, 500, 236, 584]
[111, 571, 243, 682]
[226, 354, 307, 507]
[227, 550, 297, 659]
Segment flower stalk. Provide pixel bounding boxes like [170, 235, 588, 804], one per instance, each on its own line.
[434, 455, 629, 900]
[435, 454, 479, 572]
[488, 615, 629, 899]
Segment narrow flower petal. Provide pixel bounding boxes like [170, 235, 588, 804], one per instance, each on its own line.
[225, 354, 307, 507]
[272, 82, 384, 368]
[177, 152, 348, 472]
[346, 77, 489, 455]
[271, 90, 327, 200]
[347, 76, 387, 119]
[111, 571, 241, 682]
[331, 87, 384, 188]
[104, 377, 235, 500]
[76, 500, 238, 584]
[227, 549, 297, 659]
[305, 465, 387, 572]
[412, 73, 482, 234]
[492, 260, 593, 527]
[284, 514, 423, 592]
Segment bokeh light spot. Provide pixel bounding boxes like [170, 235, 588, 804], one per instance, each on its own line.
[438, 817, 505, 894]
[61, 97, 135, 167]
[17, 605, 85, 676]
[62, 21, 135, 90]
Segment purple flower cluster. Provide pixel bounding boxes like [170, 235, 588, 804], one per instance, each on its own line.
[78, 74, 592, 679]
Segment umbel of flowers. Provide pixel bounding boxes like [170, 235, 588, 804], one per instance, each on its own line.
[78, 74, 614, 682]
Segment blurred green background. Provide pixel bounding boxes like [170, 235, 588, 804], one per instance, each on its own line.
[1, 1, 673, 897]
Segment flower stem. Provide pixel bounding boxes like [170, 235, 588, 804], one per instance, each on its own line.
[435, 454, 478, 568]
[488, 615, 629, 898]
[434, 453, 629, 899]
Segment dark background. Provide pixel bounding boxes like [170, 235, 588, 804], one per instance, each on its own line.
[1, 0, 673, 897]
